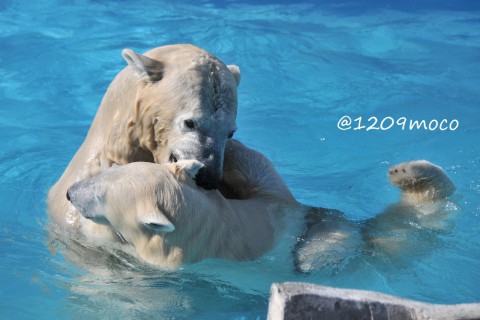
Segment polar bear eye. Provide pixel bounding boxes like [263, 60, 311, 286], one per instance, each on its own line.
[184, 119, 195, 129]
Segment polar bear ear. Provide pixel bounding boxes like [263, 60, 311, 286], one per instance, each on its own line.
[122, 48, 164, 82]
[227, 65, 241, 86]
[174, 160, 204, 180]
[141, 213, 175, 233]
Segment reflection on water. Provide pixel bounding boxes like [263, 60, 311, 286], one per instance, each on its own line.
[47, 228, 269, 319]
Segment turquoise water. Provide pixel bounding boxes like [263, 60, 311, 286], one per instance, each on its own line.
[1, 0, 479, 319]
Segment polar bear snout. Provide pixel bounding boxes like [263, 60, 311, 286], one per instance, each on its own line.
[66, 179, 108, 224]
[388, 168, 397, 175]
[388, 166, 406, 176]
[387, 164, 410, 187]
[66, 182, 86, 212]
[195, 165, 221, 190]
[67, 182, 91, 216]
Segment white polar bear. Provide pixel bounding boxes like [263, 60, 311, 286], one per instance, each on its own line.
[387, 160, 455, 207]
[47, 44, 241, 241]
[66, 140, 299, 269]
[294, 160, 456, 272]
[362, 160, 456, 258]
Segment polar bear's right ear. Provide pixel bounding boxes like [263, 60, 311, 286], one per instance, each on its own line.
[141, 213, 175, 233]
[122, 49, 164, 82]
[173, 160, 204, 180]
[227, 65, 241, 86]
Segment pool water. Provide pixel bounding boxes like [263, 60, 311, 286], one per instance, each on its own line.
[1, 0, 479, 319]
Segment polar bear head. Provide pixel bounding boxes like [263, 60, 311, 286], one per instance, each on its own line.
[388, 160, 455, 201]
[66, 160, 205, 247]
[120, 44, 241, 190]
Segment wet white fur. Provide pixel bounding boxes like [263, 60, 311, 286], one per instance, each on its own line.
[296, 160, 456, 271]
[67, 140, 298, 269]
[48, 44, 241, 240]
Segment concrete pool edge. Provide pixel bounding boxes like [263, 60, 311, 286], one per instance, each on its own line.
[267, 282, 480, 320]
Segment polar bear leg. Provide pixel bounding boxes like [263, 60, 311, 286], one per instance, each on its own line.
[294, 207, 362, 273]
[219, 139, 296, 203]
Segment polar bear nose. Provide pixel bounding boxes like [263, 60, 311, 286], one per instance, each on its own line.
[195, 166, 220, 190]
[389, 169, 400, 175]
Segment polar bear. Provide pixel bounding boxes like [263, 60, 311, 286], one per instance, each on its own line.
[387, 160, 455, 207]
[294, 160, 456, 272]
[66, 140, 299, 269]
[48, 44, 241, 240]
[362, 160, 456, 258]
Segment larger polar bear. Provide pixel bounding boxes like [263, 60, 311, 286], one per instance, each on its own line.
[66, 140, 299, 269]
[48, 44, 241, 240]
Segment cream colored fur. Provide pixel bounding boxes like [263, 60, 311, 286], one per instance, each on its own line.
[387, 160, 455, 207]
[295, 160, 456, 272]
[67, 140, 298, 269]
[48, 44, 241, 240]
[363, 160, 456, 257]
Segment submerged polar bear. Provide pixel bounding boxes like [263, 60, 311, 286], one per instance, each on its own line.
[48, 44, 241, 240]
[362, 160, 456, 258]
[66, 140, 299, 269]
[387, 160, 455, 207]
[294, 160, 456, 271]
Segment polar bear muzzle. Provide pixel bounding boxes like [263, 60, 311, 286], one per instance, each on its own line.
[66, 179, 109, 225]
[195, 165, 220, 190]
